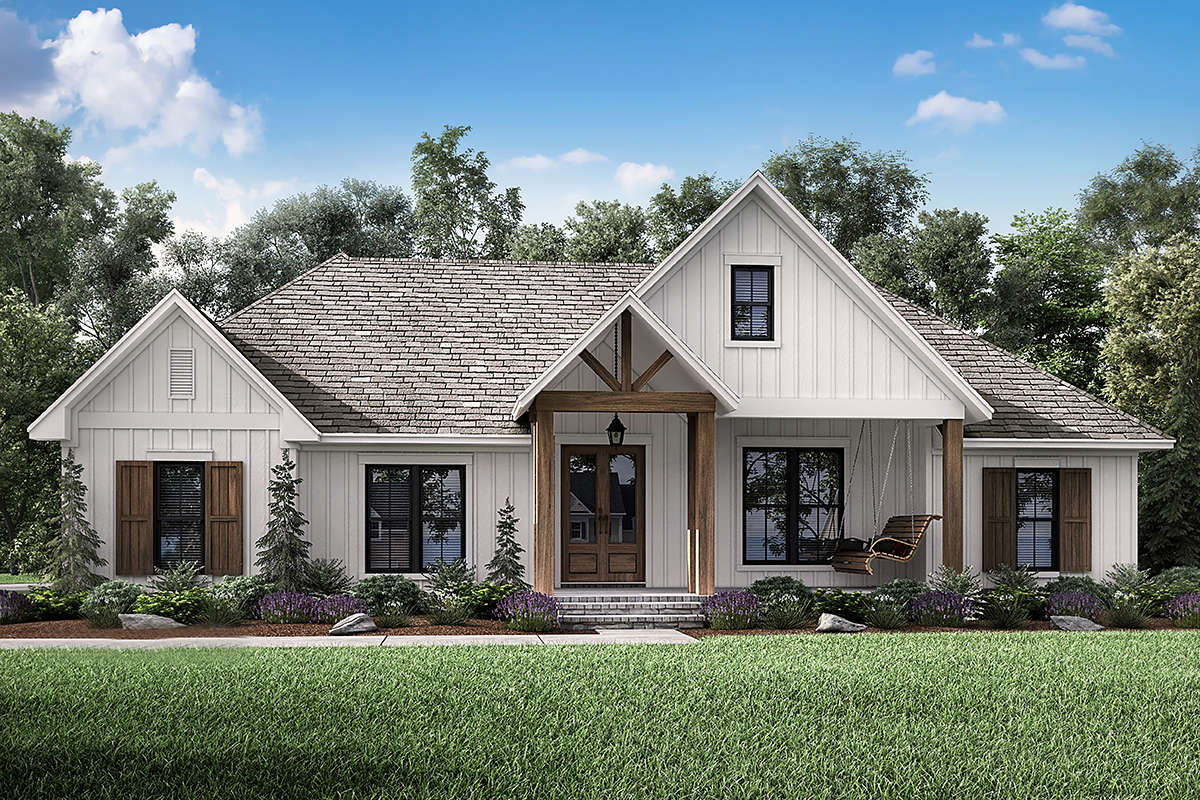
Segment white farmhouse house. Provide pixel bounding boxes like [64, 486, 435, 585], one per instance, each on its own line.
[29, 173, 1171, 599]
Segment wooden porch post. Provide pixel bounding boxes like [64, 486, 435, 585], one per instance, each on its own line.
[941, 418, 964, 570]
[533, 407, 555, 594]
[686, 415, 697, 594]
[688, 411, 716, 595]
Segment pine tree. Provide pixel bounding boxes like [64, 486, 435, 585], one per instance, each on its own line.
[485, 498, 527, 589]
[49, 449, 106, 593]
[255, 449, 311, 590]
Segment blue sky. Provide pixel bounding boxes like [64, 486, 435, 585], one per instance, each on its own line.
[2, 0, 1197, 238]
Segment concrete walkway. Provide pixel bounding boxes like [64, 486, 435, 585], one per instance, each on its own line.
[0, 629, 698, 650]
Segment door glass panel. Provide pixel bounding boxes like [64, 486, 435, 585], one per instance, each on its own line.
[609, 453, 637, 544]
[568, 454, 597, 543]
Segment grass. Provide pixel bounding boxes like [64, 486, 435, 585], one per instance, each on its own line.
[0, 573, 39, 585]
[2, 632, 1200, 799]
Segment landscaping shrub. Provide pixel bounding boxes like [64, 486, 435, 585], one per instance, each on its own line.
[82, 604, 121, 628]
[132, 588, 211, 624]
[1044, 591, 1105, 622]
[212, 575, 275, 618]
[148, 561, 208, 593]
[1107, 592, 1149, 629]
[25, 587, 84, 620]
[1164, 593, 1200, 628]
[701, 590, 760, 629]
[424, 559, 475, 600]
[202, 595, 245, 627]
[748, 576, 812, 602]
[375, 603, 411, 628]
[870, 578, 928, 608]
[928, 565, 984, 608]
[485, 499, 528, 589]
[0, 590, 35, 623]
[427, 598, 472, 626]
[1042, 575, 1111, 605]
[1104, 563, 1151, 592]
[255, 449, 311, 591]
[352, 574, 426, 615]
[81, 580, 144, 616]
[759, 593, 816, 629]
[302, 559, 354, 597]
[986, 564, 1043, 617]
[495, 592, 559, 632]
[314, 594, 368, 624]
[906, 591, 969, 627]
[458, 581, 520, 618]
[813, 588, 872, 622]
[1153, 566, 1200, 587]
[865, 600, 907, 630]
[981, 590, 1031, 629]
[258, 591, 321, 624]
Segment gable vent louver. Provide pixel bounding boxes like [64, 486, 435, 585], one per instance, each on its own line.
[168, 349, 195, 399]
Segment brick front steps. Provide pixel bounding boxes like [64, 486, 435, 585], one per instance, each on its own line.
[557, 593, 705, 630]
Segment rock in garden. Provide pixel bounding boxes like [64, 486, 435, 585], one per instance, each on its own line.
[1051, 615, 1105, 632]
[329, 612, 378, 636]
[119, 613, 185, 630]
[816, 613, 866, 633]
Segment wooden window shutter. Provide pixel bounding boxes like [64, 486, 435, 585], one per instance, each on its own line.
[115, 461, 154, 575]
[981, 468, 1017, 571]
[1058, 468, 1092, 572]
[205, 461, 244, 576]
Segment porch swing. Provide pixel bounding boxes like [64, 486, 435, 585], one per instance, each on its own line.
[828, 420, 941, 575]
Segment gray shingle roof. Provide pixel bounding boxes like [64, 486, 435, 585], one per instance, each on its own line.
[219, 255, 1166, 441]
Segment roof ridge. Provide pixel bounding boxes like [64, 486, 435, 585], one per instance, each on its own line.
[220, 252, 352, 326]
[317, 256, 658, 268]
[877, 286, 1168, 439]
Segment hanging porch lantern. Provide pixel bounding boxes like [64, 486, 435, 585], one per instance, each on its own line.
[606, 413, 627, 446]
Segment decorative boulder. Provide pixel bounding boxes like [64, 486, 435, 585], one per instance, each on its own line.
[330, 612, 378, 636]
[816, 613, 866, 633]
[119, 613, 185, 630]
[1051, 615, 1105, 632]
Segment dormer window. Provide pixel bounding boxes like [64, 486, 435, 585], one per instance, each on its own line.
[731, 266, 774, 341]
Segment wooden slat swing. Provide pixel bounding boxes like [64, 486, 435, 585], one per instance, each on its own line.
[830, 420, 940, 575]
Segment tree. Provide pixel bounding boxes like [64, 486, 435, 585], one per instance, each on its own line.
[853, 208, 993, 330]
[48, 450, 106, 593]
[0, 291, 91, 552]
[1103, 237, 1200, 568]
[1079, 142, 1200, 255]
[506, 223, 567, 261]
[989, 209, 1108, 391]
[564, 200, 653, 263]
[648, 173, 738, 259]
[255, 449, 311, 590]
[411, 125, 523, 259]
[0, 113, 106, 305]
[762, 135, 929, 257]
[486, 498, 527, 589]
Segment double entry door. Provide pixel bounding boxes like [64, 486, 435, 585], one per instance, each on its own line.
[561, 445, 645, 583]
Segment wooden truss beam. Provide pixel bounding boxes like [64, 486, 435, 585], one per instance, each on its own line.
[631, 350, 674, 392]
[534, 391, 716, 413]
[578, 349, 621, 392]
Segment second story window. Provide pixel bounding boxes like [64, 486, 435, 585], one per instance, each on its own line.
[731, 266, 774, 341]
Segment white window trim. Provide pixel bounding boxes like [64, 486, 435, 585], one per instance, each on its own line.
[723, 253, 783, 349]
[732, 436, 851, 573]
[145, 449, 213, 461]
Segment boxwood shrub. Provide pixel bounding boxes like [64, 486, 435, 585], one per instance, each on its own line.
[131, 588, 211, 624]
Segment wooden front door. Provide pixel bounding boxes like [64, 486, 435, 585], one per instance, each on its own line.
[561, 445, 646, 583]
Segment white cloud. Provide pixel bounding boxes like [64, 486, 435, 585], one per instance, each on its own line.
[1064, 33, 1114, 56]
[906, 91, 1006, 134]
[965, 33, 996, 48]
[561, 147, 607, 165]
[507, 147, 609, 170]
[1042, 2, 1121, 36]
[1002, 33, 1022, 46]
[176, 167, 294, 236]
[614, 162, 674, 192]
[3, 8, 260, 159]
[1020, 48, 1087, 69]
[508, 154, 557, 171]
[893, 50, 935, 76]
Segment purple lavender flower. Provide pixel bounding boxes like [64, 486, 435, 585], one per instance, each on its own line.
[701, 590, 760, 630]
[258, 591, 321, 624]
[1165, 593, 1200, 628]
[495, 591, 559, 632]
[906, 590, 969, 626]
[1045, 591, 1106, 622]
[0, 590, 35, 623]
[315, 594, 368, 624]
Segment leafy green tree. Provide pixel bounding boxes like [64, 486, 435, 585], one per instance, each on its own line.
[988, 209, 1108, 390]
[0, 113, 106, 305]
[0, 291, 91, 551]
[411, 125, 523, 259]
[762, 135, 929, 257]
[648, 173, 739, 259]
[255, 449, 311, 590]
[506, 222, 567, 261]
[1079, 142, 1200, 255]
[48, 450, 106, 593]
[564, 200, 652, 263]
[486, 498, 527, 589]
[853, 209, 992, 329]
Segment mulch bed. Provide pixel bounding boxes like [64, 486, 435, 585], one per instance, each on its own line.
[0, 617, 589, 639]
[686, 617, 1180, 638]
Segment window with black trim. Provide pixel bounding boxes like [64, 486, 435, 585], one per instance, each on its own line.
[365, 465, 466, 572]
[743, 448, 843, 564]
[155, 462, 204, 569]
[731, 266, 774, 341]
[1016, 469, 1058, 570]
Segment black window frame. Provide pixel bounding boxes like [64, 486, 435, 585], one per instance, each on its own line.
[1016, 468, 1059, 572]
[730, 265, 775, 342]
[742, 447, 844, 565]
[153, 461, 205, 570]
[364, 464, 467, 574]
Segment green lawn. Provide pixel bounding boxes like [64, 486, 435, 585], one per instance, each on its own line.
[2, 632, 1200, 799]
[0, 573, 39, 584]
